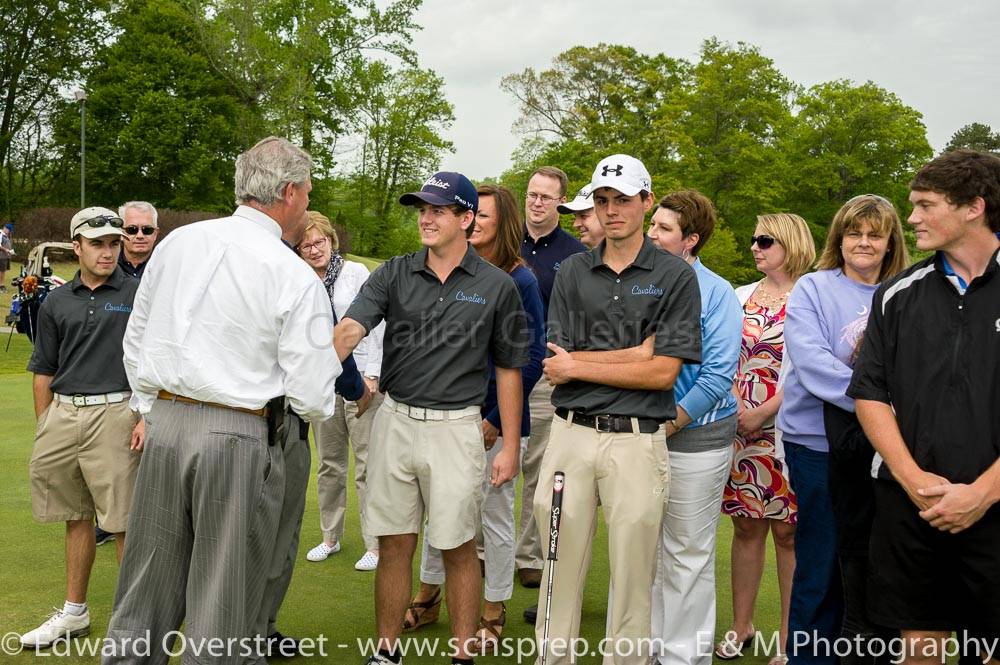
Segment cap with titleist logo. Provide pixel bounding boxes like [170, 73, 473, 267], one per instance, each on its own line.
[590, 154, 652, 197]
[399, 171, 478, 216]
[557, 183, 594, 214]
[69, 207, 126, 240]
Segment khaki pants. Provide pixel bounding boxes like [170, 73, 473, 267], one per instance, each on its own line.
[517, 381, 555, 571]
[30, 399, 139, 532]
[313, 392, 384, 551]
[533, 413, 669, 665]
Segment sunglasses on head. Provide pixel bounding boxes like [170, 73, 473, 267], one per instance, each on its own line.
[750, 234, 777, 250]
[124, 225, 156, 236]
[74, 215, 124, 233]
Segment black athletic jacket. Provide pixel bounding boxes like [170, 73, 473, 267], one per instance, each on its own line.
[847, 247, 1000, 484]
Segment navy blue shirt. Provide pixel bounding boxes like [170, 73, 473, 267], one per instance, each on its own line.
[117, 252, 150, 280]
[482, 264, 546, 437]
[521, 225, 587, 316]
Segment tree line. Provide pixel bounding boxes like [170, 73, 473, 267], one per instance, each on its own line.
[2, 2, 996, 276]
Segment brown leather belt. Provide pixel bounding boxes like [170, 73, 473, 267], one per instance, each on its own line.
[157, 390, 269, 418]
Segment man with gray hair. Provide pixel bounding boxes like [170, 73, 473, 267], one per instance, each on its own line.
[102, 136, 342, 665]
[117, 201, 159, 280]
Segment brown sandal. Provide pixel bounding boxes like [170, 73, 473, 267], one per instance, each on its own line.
[402, 588, 441, 632]
[475, 603, 507, 650]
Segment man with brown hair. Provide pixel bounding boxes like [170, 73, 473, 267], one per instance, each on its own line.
[518, 166, 586, 597]
[21, 207, 142, 648]
[849, 149, 1000, 665]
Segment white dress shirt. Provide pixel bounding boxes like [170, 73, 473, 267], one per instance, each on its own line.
[332, 260, 384, 377]
[123, 206, 341, 422]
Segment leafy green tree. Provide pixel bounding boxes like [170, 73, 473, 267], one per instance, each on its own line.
[49, 0, 248, 211]
[677, 39, 797, 254]
[330, 62, 453, 258]
[187, 0, 421, 170]
[784, 80, 932, 230]
[0, 0, 110, 215]
[944, 122, 1000, 155]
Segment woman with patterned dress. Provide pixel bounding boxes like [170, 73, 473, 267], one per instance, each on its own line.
[717, 213, 816, 665]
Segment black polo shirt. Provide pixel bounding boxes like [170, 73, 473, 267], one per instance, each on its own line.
[521, 225, 587, 316]
[345, 244, 530, 409]
[547, 237, 702, 420]
[27, 266, 139, 395]
[117, 251, 149, 280]
[847, 248, 1000, 484]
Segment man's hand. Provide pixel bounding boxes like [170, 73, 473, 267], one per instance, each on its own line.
[363, 376, 379, 394]
[482, 420, 499, 451]
[543, 343, 575, 386]
[354, 382, 372, 418]
[491, 445, 519, 487]
[897, 469, 951, 512]
[130, 417, 145, 452]
[918, 483, 993, 533]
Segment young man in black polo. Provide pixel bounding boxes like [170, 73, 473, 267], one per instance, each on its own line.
[334, 171, 529, 665]
[534, 155, 701, 665]
[518, 166, 586, 594]
[21, 207, 143, 648]
[848, 149, 1000, 665]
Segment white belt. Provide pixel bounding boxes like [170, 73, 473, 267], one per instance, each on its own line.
[54, 392, 130, 407]
[383, 394, 480, 421]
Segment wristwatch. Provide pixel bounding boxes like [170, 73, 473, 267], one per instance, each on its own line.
[667, 419, 681, 434]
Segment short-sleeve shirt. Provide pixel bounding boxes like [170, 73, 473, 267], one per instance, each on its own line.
[345, 244, 530, 409]
[521, 225, 587, 315]
[847, 249, 1000, 484]
[547, 237, 702, 420]
[27, 267, 138, 395]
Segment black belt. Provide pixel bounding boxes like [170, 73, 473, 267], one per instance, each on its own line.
[555, 407, 661, 434]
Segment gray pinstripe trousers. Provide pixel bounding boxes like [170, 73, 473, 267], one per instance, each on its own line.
[103, 399, 285, 665]
[258, 411, 311, 637]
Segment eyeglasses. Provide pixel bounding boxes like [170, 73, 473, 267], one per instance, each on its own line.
[297, 237, 329, 253]
[750, 235, 778, 250]
[124, 225, 157, 236]
[526, 192, 559, 206]
[73, 215, 124, 233]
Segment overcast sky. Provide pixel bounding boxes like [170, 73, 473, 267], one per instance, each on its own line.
[401, 0, 1000, 181]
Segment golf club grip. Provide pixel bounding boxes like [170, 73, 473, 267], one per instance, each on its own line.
[546, 471, 565, 561]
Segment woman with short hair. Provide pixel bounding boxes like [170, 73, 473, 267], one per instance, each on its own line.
[297, 211, 386, 572]
[646, 190, 745, 665]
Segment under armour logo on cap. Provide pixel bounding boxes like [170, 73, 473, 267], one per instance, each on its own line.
[590, 154, 653, 197]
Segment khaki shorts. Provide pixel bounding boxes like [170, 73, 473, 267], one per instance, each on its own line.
[365, 397, 485, 550]
[29, 399, 140, 532]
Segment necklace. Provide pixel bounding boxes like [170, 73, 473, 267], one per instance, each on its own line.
[752, 279, 792, 311]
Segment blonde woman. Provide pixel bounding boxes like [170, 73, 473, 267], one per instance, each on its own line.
[717, 213, 815, 665]
[297, 211, 385, 571]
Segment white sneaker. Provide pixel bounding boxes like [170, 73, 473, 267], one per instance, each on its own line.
[364, 654, 401, 664]
[354, 550, 379, 571]
[305, 541, 341, 562]
[20, 608, 90, 648]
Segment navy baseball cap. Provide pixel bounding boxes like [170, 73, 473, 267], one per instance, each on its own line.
[399, 171, 478, 215]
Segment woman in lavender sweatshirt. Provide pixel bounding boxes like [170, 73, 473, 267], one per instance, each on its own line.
[777, 195, 908, 665]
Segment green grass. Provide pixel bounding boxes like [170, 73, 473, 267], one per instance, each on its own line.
[0, 337, 783, 664]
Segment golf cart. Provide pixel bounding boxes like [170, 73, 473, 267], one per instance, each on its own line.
[5, 242, 73, 344]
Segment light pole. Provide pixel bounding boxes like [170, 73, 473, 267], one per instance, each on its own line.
[74, 89, 87, 208]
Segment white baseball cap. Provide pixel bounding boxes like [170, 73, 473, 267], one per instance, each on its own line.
[557, 184, 594, 214]
[590, 154, 652, 197]
[70, 207, 125, 240]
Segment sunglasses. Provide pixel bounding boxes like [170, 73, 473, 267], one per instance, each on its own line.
[124, 225, 157, 236]
[73, 215, 124, 233]
[750, 234, 778, 250]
